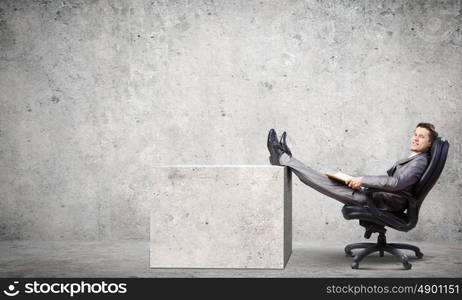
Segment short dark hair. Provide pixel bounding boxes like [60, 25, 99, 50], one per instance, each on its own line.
[416, 122, 438, 143]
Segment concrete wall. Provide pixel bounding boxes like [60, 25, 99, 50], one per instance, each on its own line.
[1, 0, 461, 243]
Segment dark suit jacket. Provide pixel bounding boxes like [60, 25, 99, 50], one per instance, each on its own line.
[361, 151, 430, 212]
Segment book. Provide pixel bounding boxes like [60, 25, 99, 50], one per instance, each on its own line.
[325, 171, 353, 184]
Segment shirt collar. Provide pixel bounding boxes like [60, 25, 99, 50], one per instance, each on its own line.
[408, 151, 420, 158]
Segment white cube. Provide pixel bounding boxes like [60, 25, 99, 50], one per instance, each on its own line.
[150, 165, 292, 269]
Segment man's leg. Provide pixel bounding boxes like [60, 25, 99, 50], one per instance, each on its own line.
[278, 153, 368, 206]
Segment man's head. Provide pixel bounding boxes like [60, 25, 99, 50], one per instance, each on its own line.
[410, 122, 438, 153]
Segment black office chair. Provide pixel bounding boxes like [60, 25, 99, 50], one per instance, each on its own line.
[341, 137, 449, 269]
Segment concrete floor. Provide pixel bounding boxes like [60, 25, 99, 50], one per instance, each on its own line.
[0, 241, 461, 278]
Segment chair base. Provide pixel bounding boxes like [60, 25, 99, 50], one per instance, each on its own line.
[344, 232, 424, 270]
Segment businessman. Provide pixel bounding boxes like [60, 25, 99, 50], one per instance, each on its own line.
[267, 123, 438, 212]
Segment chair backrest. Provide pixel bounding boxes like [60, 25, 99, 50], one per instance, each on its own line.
[413, 136, 450, 213]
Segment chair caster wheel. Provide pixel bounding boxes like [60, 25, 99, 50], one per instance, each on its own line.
[416, 252, 424, 259]
[351, 262, 359, 269]
[403, 262, 412, 270]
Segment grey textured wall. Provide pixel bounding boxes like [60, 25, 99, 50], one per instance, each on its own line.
[1, 0, 461, 243]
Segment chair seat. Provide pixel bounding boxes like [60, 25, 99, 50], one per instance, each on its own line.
[341, 205, 409, 229]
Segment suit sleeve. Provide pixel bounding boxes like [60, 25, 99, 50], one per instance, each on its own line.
[361, 156, 428, 191]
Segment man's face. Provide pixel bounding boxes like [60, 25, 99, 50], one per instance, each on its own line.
[410, 127, 432, 152]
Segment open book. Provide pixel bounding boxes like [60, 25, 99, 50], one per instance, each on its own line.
[325, 171, 353, 184]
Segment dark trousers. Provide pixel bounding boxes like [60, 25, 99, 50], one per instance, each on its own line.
[278, 153, 368, 207]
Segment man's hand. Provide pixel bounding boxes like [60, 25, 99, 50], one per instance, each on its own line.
[345, 177, 363, 190]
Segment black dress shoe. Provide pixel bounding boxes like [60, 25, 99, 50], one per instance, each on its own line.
[267, 128, 275, 154]
[279, 131, 292, 157]
[267, 129, 284, 166]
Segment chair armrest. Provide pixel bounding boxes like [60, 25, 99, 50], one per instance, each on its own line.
[364, 187, 418, 231]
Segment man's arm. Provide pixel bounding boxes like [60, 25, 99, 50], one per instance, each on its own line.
[359, 155, 428, 192]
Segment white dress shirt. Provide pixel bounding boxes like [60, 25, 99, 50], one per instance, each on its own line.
[408, 151, 419, 158]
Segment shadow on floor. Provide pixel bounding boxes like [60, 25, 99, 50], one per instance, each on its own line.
[290, 247, 429, 271]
